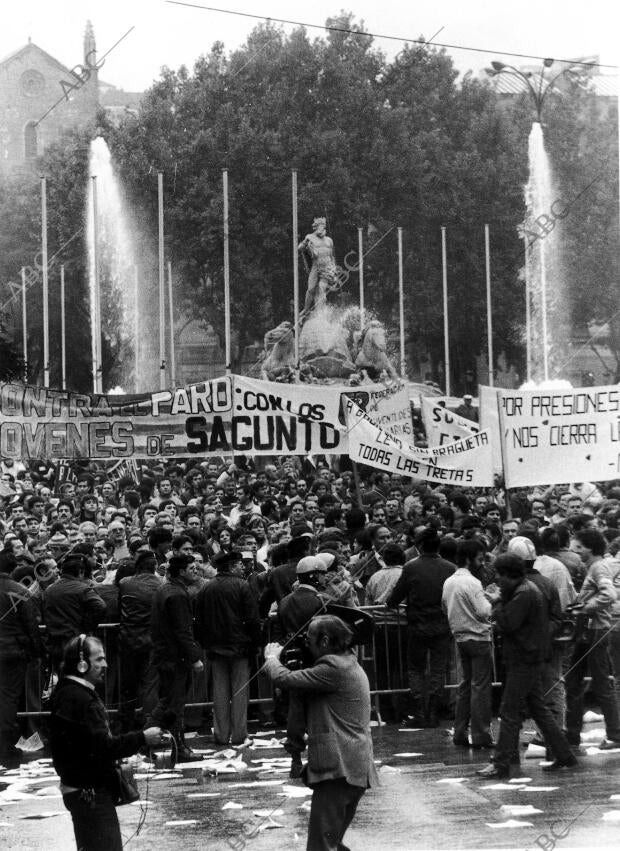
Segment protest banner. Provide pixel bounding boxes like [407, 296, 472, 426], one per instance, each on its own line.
[53, 460, 78, 493]
[421, 396, 479, 445]
[344, 399, 494, 486]
[107, 458, 141, 485]
[497, 384, 620, 488]
[0, 377, 412, 460]
[478, 384, 503, 474]
[341, 380, 412, 439]
[229, 376, 343, 455]
[0, 379, 233, 459]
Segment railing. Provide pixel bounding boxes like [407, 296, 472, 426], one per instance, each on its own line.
[17, 609, 450, 721]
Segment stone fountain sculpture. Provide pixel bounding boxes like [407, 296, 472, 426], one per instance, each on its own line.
[261, 217, 399, 383]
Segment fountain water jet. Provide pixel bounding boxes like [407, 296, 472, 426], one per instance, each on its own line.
[86, 137, 155, 392]
[523, 121, 568, 384]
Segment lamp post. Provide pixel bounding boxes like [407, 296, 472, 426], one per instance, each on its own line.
[484, 58, 579, 123]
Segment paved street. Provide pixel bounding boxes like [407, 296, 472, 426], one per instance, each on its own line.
[2, 718, 620, 851]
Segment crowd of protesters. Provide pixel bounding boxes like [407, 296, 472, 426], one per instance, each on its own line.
[1, 451, 620, 780]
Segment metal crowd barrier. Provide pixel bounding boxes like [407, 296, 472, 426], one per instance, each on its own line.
[18, 609, 603, 724]
[17, 610, 453, 721]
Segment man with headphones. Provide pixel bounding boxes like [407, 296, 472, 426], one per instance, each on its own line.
[50, 634, 163, 851]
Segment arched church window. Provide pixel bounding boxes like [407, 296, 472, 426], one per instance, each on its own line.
[24, 122, 38, 159]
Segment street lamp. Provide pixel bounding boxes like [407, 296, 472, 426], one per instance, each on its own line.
[485, 58, 579, 122]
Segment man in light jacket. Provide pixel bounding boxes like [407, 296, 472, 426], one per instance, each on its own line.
[264, 615, 378, 851]
[442, 539, 494, 749]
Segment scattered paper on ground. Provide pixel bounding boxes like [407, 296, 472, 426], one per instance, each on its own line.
[15, 733, 45, 753]
[398, 728, 422, 733]
[187, 792, 221, 798]
[250, 738, 285, 749]
[581, 727, 606, 742]
[609, 794, 620, 801]
[253, 809, 284, 817]
[482, 784, 527, 791]
[279, 785, 313, 798]
[379, 765, 401, 773]
[486, 819, 534, 828]
[524, 744, 546, 759]
[436, 778, 468, 784]
[586, 746, 620, 755]
[583, 711, 604, 723]
[602, 811, 620, 822]
[222, 801, 244, 810]
[500, 804, 543, 816]
[298, 800, 312, 812]
[393, 752, 422, 758]
[258, 818, 284, 830]
[165, 820, 198, 826]
[228, 781, 284, 789]
[509, 777, 532, 783]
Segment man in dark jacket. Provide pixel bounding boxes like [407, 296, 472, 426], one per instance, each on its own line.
[0, 550, 43, 766]
[145, 553, 204, 762]
[117, 551, 162, 732]
[259, 534, 312, 617]
[50, 634, 163, 851]
[476, 554, 577, 778]
[195, 550, 261, 746]
[387, 527, 455, 727]
[43, 552, 106, 671]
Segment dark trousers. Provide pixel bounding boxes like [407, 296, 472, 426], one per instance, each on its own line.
[63, 788, 122, 851]
[406, 629, 451, 708]
[307, 778, 365, 851]
[285, 692, 307, 756]
[454, 640, 493, 746]
[565, 629, 620, 744]
[0, 656, 27, 752]
[118, 644, 158, 732]
[494, 660, 573, 771]
[146, 660, 191, 732]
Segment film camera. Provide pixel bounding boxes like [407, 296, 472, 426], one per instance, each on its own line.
[554, 601, 591, 645]
[280, 603, 375, 670]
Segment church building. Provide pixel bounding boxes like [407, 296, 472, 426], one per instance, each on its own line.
[0, 22, 141, 171]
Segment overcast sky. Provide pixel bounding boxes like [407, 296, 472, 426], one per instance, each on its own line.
[2, 0, 618, 93]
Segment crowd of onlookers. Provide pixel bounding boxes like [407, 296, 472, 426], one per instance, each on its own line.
[1, 451, 620, 768]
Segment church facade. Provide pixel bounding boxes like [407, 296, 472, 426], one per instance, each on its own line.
[0, 22, 140, 172]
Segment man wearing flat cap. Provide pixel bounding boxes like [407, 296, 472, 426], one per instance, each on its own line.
[195, 550, 261, 746]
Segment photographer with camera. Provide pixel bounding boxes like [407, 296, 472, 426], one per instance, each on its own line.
[264, 614, 378, 851]
[277, 555, 330, 777]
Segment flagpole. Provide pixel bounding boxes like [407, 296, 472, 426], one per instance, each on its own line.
[41, 176, 50, 388]
[485, 224, 494, 387]
[441, 226, 451, 396]
[167, 260, 176, 388]
[21, 267, 28, 383]
[60, 264, 66, 390]
[398, 227, 405, 378]
[223, 169, 231, 375]
[91, 175, 102, 393]
[158, 171, 166, 389]
[134, 264, 139, 392]
[358, 227, 364, 329]
[292, 169, 300, 373]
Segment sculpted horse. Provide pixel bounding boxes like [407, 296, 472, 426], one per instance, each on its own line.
[355, 320, 399, 380]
